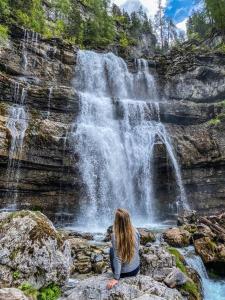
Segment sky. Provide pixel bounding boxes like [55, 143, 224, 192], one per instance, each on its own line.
[113, 0, 202, 31]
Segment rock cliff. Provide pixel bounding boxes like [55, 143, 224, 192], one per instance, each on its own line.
[0, 27, 225, 220]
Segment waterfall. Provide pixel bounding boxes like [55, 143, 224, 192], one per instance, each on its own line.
[21, 29, 40, 70]
[71, 50, 188, 230]
[6, 83, 28, 208]
[181, 247, 225, 300]
[47, 86, 53, 119]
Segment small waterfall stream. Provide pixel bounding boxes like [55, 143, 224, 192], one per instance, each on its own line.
[71, 50, 188, 230]
[6, 83, 28, 208]
[181, 247, 225, 300]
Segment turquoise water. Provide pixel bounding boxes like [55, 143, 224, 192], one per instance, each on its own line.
[180, 247, 225, 300]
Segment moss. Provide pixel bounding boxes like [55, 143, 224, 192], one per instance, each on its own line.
[208, 111, 225, 127]
[0, 24, 8, 44]
[9, 249, 19, 260]
[206, 239, 216, 253]
[183, 224, 197, 234]
[208, 117, 221, 126]
[28, 211, 63, 247]
[167, 247, 187, 274]
[19, 283, 39, 300]
[13, 270, 21, 280]
[181, 280, 201, 300]
[0, 101, 8, 115]
[167, 247, 201, 300]
[0, 210, 63, 247]
[38, 283, 61, 300]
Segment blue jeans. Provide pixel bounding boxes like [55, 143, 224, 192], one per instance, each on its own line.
[109, 247, 140, 279]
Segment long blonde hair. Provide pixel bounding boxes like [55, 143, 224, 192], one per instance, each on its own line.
[113, 208, 135, 263]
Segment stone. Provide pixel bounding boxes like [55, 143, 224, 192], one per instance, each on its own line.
[140, 245, 176, 281]
[0, 288, 28, 300]
[60, 274, 184, 300]
[138, 228, 156, 245]
[163, 228, 191, 247]
[0, 210, 71, 289]
[177, 211, 197, 226]
[68, 237, 110, 275]
[164, 268, 188, 288]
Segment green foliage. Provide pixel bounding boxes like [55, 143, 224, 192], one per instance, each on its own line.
[216, 43, 225, 54]
[205, 0, 225, 31]
[187, 10, 211, 40]
[13, 270, 21, 279]
[38, 284, 61, 300]
[19, 283, 60, 300]
[167, 247, 187, 274]
[208, 111, 225, 126]
[20, 282, 39, 299]
[119, 32, 129, 48]
[0, 0, 10, 18]
[0, 24, 8, 43]
[83, 0, 115, 47]
[181, 280, 200, 300]
[167, 247, 200, 300]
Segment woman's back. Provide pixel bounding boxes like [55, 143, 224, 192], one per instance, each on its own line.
[111, 228, 140, 279]
[107, 208, 140, 289]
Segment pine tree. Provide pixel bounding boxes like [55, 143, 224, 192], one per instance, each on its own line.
[205, 0, 225, 31]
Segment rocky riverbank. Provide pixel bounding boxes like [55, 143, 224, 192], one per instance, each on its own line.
[0, 210, 204, 300]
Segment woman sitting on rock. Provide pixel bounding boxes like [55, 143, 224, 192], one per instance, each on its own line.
[107, 208, 140, 289]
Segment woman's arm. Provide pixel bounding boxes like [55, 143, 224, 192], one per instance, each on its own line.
[107, 234, 121, 289]
[111, 234, 122, 280]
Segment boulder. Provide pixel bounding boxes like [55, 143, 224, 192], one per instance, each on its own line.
[61, 274, 184, 300]
[0, 288, 28, 300]
[164, 268, 188, 288]
[138, 228, 156, 245]
[140, 245, 176, 281]
[194, 237, 225, 275]
[163, 228, 191, 247]
[0, 210, 71, 289]
[177, 211, 197, 226]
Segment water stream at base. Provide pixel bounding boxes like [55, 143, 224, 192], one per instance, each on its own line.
[180, 246, 225, 300]
[70, 50, 189, 231]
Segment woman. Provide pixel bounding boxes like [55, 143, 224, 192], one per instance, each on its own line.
[107, 208, 140, 289]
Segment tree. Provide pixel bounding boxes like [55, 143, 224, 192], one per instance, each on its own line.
[205, 0, 225, 31]
[0, 0, 9, 19]
[155, 0, 164, 48]
[187, 10, 210, 39]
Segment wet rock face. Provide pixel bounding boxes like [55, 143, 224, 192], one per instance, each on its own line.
[154, 48, 225, 215]
[0, 26, 81, 221]
[0, 210, 71, 289]
[1, 25, 225, 219]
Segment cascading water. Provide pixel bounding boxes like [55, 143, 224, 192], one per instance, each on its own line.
[21, 29, 40, 70]
[181, 247, 225, 300]
[71, 50, 188, 230]
[47, 86, 53, 119]
[6, 83, 28, 208]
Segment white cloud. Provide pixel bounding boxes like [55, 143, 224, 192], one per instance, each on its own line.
[176, 18, 187, 32]
[113, 0, 167, 18]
